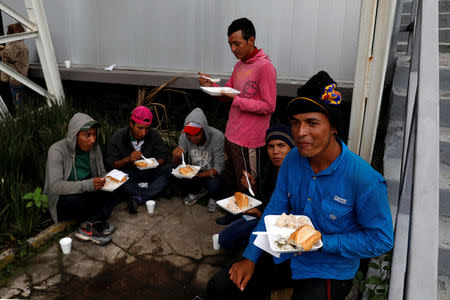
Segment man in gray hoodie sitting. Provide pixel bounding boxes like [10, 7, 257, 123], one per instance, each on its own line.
[172, 107, 225, 212]
[44, 113, 117, 246]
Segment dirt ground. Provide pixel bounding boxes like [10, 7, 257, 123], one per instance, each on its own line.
[58, 257, 204, 300]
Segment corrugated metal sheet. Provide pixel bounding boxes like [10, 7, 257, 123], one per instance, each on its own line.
[1, 0, 361, 82]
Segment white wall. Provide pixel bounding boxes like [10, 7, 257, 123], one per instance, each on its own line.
[1, 0, 361, 82]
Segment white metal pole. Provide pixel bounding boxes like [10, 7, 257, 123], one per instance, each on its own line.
[359, 0, 398, 162]
[25, 0, 64, 105]
[348, 1, 378, 154]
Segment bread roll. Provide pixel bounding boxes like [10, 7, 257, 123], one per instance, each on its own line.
[179, 166, 195, 176]
[134, 161, 148, 168]
[287, 225, 321, 251]
[234, 192, 249, 210]
[106, 176, 127, 183]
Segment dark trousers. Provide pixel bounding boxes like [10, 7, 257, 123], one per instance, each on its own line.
[57, 191, 119, 223]
[219, 217, 258, 250]
[119, 164, 172, 201]
[207, 254, 353, 300]
[178, 174, 223, 199]
[224, 138, 263, 193]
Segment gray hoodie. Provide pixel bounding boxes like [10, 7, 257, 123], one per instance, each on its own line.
[179, 108, 224, 174]
[44, 113, 106, 223]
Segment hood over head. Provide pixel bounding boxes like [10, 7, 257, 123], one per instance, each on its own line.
[66, 113, 99, 151]
[183, 108, 210, 140]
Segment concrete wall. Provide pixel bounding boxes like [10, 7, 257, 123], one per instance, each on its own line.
[1, 0, 361, 83]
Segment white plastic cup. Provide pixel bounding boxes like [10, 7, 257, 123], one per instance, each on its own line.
[59, 237, 72, 254]
[64, 60, 71, 68]
[146, 200, 156, 214]
[212, 234, 220, 250]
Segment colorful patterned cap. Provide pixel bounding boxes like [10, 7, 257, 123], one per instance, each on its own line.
[287, 70, 344, 134]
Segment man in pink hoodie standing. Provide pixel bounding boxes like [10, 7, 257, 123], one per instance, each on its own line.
[199, 18, 277, 218]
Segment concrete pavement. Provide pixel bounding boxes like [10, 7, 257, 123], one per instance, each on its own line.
[0, 196, 235, 299]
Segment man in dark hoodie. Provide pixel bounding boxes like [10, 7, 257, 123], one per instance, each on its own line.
[172, 107, 225, 213]
[106, 106, 171, 213]
[44, 112, 116, 246]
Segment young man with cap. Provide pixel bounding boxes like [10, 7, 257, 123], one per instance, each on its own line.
[198, 17, 276, 195]
[218, 124, 295, 250]
[172, 107, 225, 213]
[207, 71, 394, 299]
[44, 113, 117, 246]
[106, 106, 171, 213]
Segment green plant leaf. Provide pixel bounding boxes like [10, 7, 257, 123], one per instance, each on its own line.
[383, 265, 391, 271]
[376, 288, 386, 293]
[369, 262, 380, 269]
[23, 193, 33, 200]
[367, 276, 382, 285]
[357, 270, 363, 280]
[26, 202, 33, 208]
[359, 284, 366, 293]
[33, 187, 41, 201]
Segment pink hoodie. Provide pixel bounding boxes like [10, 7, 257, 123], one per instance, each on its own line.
[215, 49, 277, 148]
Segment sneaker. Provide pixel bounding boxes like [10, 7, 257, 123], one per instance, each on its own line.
[93, 221, 116, 235]
[128, 196, 141, 214]
[215, 214, 241, 226]
[183, 188, 207, 206]
[208, 198, 218, 213]
[76, 221, 111, 246]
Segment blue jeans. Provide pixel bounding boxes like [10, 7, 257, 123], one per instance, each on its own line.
[57, 191, 120, 223]
[10, 85, 24, 107]
[177, 174, 223, 199]
[119, 164, 172, 202]
[218, 217, 259, 250]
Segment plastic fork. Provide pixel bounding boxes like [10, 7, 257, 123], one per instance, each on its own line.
[244, 171, 255, 197]
[181, 152, 186, 166]
[198, 74, 220, 83]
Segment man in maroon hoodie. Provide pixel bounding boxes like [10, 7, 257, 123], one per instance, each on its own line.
[199, 18, 277, 225]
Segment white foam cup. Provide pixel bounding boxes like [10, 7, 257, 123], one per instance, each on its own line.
[212, 233, 220, 250]
[64, 60, 71, 68]
[146, 200, 156, 214]
[59, 237, 72, 254]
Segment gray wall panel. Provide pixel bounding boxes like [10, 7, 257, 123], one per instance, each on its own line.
[1, 0, 361, 82]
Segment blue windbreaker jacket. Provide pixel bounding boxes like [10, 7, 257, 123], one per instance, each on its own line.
[243, 140, 394, 280]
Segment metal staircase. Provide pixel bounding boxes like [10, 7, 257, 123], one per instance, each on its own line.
[386, 0, 449, 298]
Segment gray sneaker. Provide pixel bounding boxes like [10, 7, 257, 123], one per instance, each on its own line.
[208, 198, 218, 213]
[183, 189, 207, 206]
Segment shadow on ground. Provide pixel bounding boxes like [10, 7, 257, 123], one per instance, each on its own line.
[58, 257, 203, 299]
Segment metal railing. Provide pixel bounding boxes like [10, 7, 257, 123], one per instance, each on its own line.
[388, 0, 440, 299]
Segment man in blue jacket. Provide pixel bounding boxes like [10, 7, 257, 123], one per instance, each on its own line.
[207, 71, 394, 299]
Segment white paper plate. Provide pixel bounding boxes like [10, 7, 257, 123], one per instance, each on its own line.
[216, 194, 262, 215]
[101, 176, 128, 192]
[171, 165, 201, 179]
[264, 215, 323, 253]
[134, 158, 159, 170]
[200, 86, 241, 96]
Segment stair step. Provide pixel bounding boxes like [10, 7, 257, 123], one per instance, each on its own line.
[400, 12, 450, 28]
[384, 153, 450, 217]
[402, 1, 450, 13]
[439, 216, 450, 276]
[440, 12, 450, 27]
[440, 28, 450, 43]
[439, 275, 450, 300]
